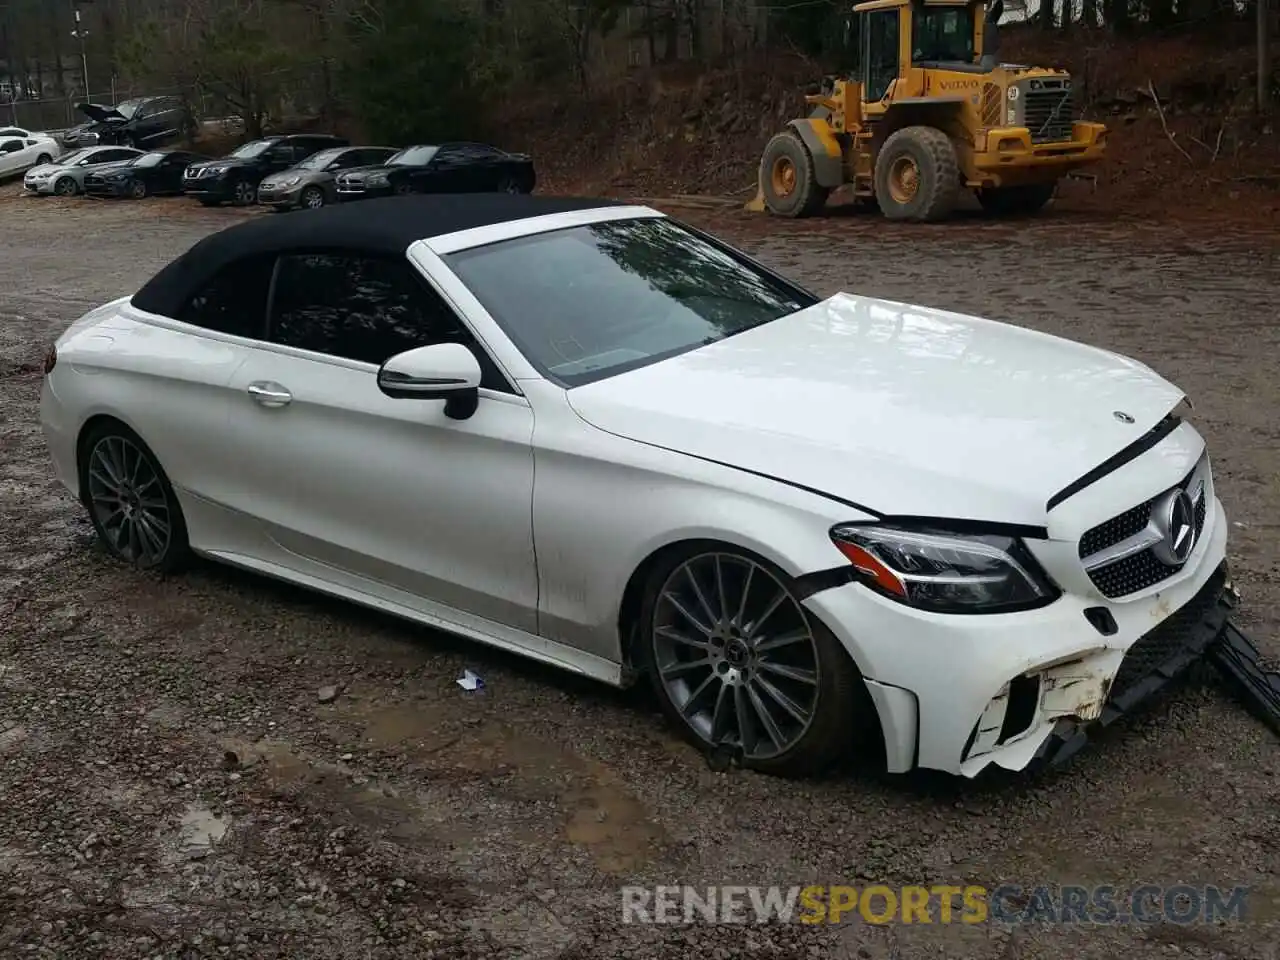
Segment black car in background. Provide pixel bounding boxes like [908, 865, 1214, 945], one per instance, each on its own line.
[334, 142, 536, 201]
[182, 134, 349, 206]
[62, 97, 193, 150]
[84, 149, 207, 199]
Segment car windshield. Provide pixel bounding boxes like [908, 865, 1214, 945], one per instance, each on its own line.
[444, 218, 818, 387]
[296, 147, 345, 170]
[230, 139, 277, 159]
[912, 8, 975, 63]
[113, 99, 144, 119]
[387, 145, 437, 166]
[56, 148, 95, 165]
[132, 152, 166, 167]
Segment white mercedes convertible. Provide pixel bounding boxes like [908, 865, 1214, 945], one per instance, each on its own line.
[39, 194, 1240, 778]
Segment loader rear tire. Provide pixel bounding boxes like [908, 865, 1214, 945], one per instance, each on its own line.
[759, 131, 829, 218]
[874, 126, 959, 222]
[976, 183, 1056, 217]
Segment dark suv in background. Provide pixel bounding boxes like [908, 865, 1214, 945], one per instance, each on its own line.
[62, 96, 193, 150]
[181, 134, 349, 206]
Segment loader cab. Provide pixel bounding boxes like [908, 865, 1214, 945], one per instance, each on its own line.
[845, 0, 1001, 102]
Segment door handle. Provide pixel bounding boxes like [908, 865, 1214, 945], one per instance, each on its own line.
[247, 381, 292, 407]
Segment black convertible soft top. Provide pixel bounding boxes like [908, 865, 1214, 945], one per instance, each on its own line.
[129, 193, 630, 319]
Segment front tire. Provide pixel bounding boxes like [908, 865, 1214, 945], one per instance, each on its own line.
[54, 176, 78, 196]
[758, 130, 829, 218]
[231, 179, 257, 206]
[638, 545, 866, 777]
[874, 125, 959, 222]
[78, 422, 190, 572]
[976, 182, 1056, 217]
[130, 179, 148, 199]
[301, 186, 325, 209]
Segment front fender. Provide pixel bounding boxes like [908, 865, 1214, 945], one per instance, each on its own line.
[785, 118, 845, 189]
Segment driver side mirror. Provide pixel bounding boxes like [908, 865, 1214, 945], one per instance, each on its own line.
[377, 343, 482, 420]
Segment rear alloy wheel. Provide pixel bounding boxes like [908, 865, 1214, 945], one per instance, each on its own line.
[36, 153, 51, 165]
[130, 179, 148, 199]
[231, 179, 257, 206]
[301, 186, 325, 209]
[79, 423, 190, 572]
[641, 547, 864, 776]
[497, 176, 521, 194]
[393, 182, 414, 196]
[54, 176, 78, 196]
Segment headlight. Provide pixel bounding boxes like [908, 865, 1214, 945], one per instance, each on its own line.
[828, 524, 1058, 614]
[366, 174, 390, 187]
[280, 175, 301, 187]
[205, 165, 228, 175]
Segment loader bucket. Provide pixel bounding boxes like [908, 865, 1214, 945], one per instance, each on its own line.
[745, 185, 766, 213]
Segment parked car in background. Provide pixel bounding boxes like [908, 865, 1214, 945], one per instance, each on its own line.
[182, 134, 349, 207]
[0, 129, 61, 178]
[334, 142, 535, 201]
[83, 149, 207, 199]
[258, 145, 397, 211]
[23, 145, 144, 195]
[62, 97, 193, 150]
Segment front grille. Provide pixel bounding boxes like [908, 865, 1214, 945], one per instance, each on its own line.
[1079, 458, 1209, 599]
[1110, 563, 1227, 697]
[1022, 85, 1075, 143]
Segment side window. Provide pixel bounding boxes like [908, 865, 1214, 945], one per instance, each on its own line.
[268, 253, 510, 391]
[864, 10, 900, 102]
[176, 255, 275, 338]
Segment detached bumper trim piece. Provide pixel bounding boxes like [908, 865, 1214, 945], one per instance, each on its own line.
[1210, 621, 1280, 737]
[1031, 563, 1237, 769]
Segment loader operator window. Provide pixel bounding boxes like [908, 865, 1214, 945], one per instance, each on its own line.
[912, 8, 975, 65]
[863, 10, 900, 102]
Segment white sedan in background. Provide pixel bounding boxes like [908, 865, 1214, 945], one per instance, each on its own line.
[38, 195, 1239, 779]
[0, 127, 61, 177]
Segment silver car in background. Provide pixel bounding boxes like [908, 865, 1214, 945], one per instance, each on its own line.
[23, 145, 144, 196]
[257, 145, 397, 211]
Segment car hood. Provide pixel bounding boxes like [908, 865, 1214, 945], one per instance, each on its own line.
[564, 293, 1186, 526]
[186, 156, 258, 171]
[264, 167, 325, 184]
[25, 162, 65, 176]
[76, 102, 124, 123]
[337, 164, 395, 179]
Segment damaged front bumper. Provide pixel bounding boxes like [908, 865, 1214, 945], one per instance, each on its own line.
[1026, 563, 1273, 770]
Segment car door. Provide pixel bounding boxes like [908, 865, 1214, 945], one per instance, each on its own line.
[0, 138, 24, 175]
[222, 250, 539, 633]
[156, 152, 192, 192]
[450, 143, 504, 191]
[413, 145, 471, 193]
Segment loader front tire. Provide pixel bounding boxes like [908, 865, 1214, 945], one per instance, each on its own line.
[759, 131, 829, 218]
[976, 182, 1056, 217]
[874, 126, 959, 222]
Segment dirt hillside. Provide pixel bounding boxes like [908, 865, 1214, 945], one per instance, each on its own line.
[506, 30, 1280, 227]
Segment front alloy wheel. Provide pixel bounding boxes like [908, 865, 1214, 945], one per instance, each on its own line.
[232, 180, 257, 205]
[642, 548, 865, 776]
[80, 424, 190, 571]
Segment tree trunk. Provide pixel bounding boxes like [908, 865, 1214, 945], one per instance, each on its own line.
[1260, 0, 1271, 112]
[1039, 0, 1056, 29]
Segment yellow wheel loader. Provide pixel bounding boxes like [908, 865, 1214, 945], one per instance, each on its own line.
[750, 0, 1107, 221]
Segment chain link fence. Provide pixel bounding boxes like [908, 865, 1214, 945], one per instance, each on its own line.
[0, 85, 242, 137]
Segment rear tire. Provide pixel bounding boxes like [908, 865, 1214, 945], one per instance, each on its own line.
[976, 182, 1056, 217]
[36, 153, 51, 165]
[874, 125, 959, 222]
[759, 130, 829, 218]
[78, 421, 191, 573]
[636, 544, 872, 777]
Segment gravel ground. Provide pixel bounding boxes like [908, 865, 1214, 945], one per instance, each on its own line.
[1, 184, 1277, 960]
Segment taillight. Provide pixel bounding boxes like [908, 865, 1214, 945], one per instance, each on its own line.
[43, 345, 57, 374]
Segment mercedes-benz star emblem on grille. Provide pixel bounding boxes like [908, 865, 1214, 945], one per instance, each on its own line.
[1113, 410, 1135, 423]
[1150, 488, 1197, 566]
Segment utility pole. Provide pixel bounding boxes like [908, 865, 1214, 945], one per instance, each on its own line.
[70, 2, 88, 101]
[1260, 0, 1272, 113]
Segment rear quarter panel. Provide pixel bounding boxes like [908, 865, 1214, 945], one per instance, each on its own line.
[48, 305, 249, 506]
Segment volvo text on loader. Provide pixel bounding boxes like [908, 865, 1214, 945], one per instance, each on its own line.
[750, 0, 1107, 221]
